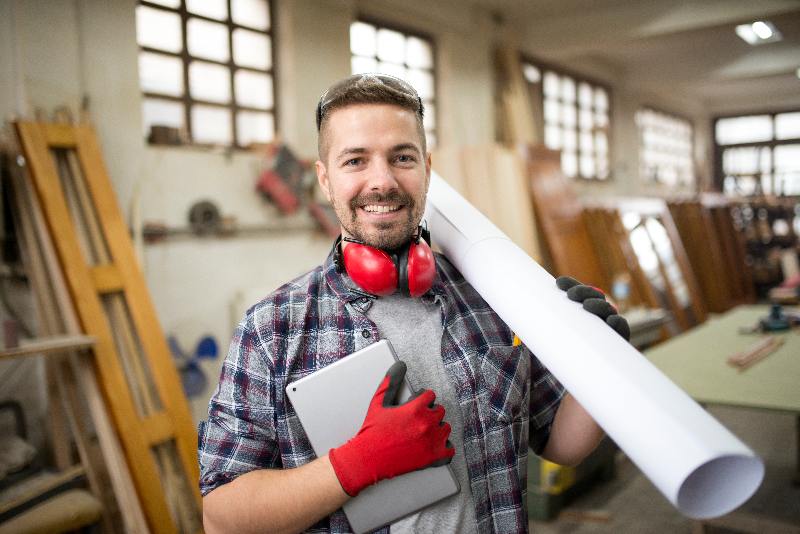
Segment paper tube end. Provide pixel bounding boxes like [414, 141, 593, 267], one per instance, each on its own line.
[677, 454, 764, 519]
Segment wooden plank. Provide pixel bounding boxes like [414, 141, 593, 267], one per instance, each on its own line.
[75, 125, 202, 510]
[41, 122, 78, 148]
[0, 335, 95, 360]
[0, 465, 85, 516]
[90, 264, 125, 294]
[523, 145, 607, 289]
[141, 412, 177, 446]
[15, 121, 177, 533]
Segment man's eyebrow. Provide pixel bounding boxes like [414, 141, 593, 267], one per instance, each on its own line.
[335, 147, 367, 160]
[392, 143, 421, 155]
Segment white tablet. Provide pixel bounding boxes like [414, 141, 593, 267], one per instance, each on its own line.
[285, 339, 460, 534]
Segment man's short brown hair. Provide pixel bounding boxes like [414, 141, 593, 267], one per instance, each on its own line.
[316, 73, 426, 161]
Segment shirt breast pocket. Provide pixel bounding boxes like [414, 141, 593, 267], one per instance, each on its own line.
[478, 345, 531, 427]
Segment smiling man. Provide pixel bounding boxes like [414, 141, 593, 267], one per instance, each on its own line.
[198, 74, 628, 534]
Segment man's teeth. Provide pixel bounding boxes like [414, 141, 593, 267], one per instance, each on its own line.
[363, 205, 400, 213]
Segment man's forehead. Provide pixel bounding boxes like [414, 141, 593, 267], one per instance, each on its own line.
[325, 104, 424, 149]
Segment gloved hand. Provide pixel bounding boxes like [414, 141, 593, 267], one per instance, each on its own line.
[556, 276, 631, 341]
[328, 360, 454, 496]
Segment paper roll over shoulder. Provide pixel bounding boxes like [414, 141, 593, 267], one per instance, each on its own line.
[424, 171, 763, 519]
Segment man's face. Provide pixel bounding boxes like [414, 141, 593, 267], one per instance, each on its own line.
[316, 103, 431, 250]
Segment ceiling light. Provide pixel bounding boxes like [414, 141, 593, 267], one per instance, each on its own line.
[736, 21, 782, 45]
[796, 67, 800, 80]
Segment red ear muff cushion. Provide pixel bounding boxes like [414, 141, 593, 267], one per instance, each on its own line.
[342, 243, 398, 296]
[407, 240, 436, 297]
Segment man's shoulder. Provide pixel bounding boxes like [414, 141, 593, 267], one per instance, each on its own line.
[244, 264, 328, 319]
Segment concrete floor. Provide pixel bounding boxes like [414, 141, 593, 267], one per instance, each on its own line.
[529, 406, 800, 533]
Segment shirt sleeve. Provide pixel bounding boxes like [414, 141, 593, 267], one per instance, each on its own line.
[527, 349, 566, 455]
[197, 310, 281, 496]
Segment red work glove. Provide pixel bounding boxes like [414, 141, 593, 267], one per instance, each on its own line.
[556, 276, 631, 341]
[328, 360, 454, 497]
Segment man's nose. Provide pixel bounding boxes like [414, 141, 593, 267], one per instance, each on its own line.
[367, 159, 399, 191]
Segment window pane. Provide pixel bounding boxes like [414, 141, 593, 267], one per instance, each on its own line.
[233, 29, 271, 69]
[139, 52, 183, 96]
[352, 56, 378, 74]
[544, 124, 561, 149]
[407, 69, 434, 99]
[232, 0, 270, 30]
[523, 64, 541, 84]
[562, 151, 578, 177]
[775, 144, 800, 171]
[192, 105, 231, 144]
[187, 0, 227, 21]
[595, 131, 608, 154]
[377, 62, 406, 80]
[544, 98, 559, 124]
[775, 112, 800, 140]
[189, 61, 231, 103]
[595, 111, 608, 128]
[578, 82, 592, 107]
[136, 6, 182, 53]
[142, 98, 184, 136]
[543, 71, 559, 97]
[594, 88, 608, 111]
[580, 155, 595, 178]
[188, 18, 230, 62]
[376, 28, 405, 64]
[406, 36, 433, 69]
[237, 111, 274, 145]
[350, 21, 377, 57]
[561, 77, 576, 103]
[579, 109, 593, 130]
[580, 131, 593, 153]
[562, 103, 576, 127]
[563, 129, 577, 152]
[234, 70, 272, 109]
[715, 115, 772, 145]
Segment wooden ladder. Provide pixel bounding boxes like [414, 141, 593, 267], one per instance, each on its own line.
[14, 121, 202, 534]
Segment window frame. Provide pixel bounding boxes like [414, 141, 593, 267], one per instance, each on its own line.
[521, 55, 614, 181]
[636, 106, 695, 188]
[350, 16, 439, 147]
[713, 107, 800, 195]
[137, 0, 278, 149]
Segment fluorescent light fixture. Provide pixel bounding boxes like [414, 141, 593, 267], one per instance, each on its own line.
[796, 67, 800, 80]
[736, 21, 782, 45]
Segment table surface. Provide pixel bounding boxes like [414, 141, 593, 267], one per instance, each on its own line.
[645, 305, 800, 413]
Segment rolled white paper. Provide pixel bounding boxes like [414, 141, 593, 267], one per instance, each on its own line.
[424, 172, 764, 519]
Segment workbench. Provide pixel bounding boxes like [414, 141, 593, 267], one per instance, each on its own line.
[645, 305, 800, 483]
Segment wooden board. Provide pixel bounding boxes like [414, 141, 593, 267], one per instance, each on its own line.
[523, 145, 607, 289]
[14, 121, 201, 534]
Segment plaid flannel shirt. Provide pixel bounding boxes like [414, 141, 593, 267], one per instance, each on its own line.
[198, 251, 565, 533]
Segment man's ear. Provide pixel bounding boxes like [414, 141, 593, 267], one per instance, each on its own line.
[316, 160, 332, 203]
[424, 152, 432, 189]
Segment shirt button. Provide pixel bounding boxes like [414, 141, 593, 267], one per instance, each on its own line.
[362, 329, 371, 339]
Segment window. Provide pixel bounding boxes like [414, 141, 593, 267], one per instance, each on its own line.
[349, 21, 437, 147]
[523, 61, 611, 180]
[636, 108, 694, 188]
[715, 111, 800, 196]
[136, 0, 275, 148]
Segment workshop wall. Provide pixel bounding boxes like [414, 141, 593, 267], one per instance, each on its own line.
[2, 0, 713, 421]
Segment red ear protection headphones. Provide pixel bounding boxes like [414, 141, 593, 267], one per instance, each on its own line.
[333, 226, 435, 297]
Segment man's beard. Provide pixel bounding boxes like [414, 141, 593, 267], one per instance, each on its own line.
[334, 190, 419, 250]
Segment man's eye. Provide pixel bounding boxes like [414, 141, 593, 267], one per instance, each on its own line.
[396, 154, 416, 163]
[344, 158, 362, 166]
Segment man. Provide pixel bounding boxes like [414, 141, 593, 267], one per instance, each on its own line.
[199, 74, 629, 534]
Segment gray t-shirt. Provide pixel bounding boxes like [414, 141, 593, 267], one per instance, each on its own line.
[366, 293, 478, 534]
